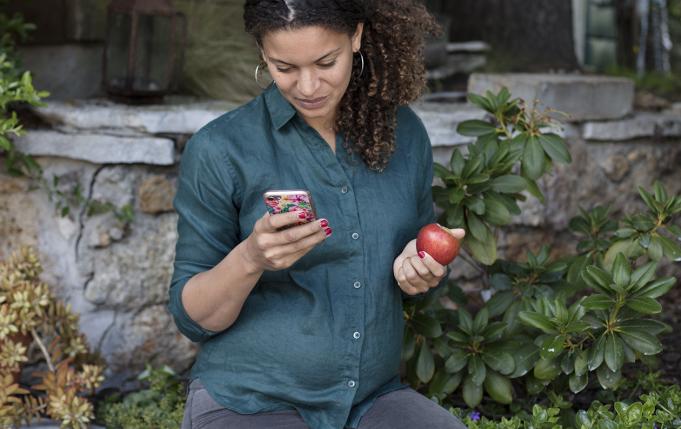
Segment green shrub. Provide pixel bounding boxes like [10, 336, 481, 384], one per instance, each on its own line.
[402, 88, 681, 412]
[95, 366, 185, 429]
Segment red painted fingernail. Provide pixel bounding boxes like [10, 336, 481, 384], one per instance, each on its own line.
[298, 212, 307, 219]
[418, 251, 425, 259]
[320, 219, 329, 228]
[324, 227, 333, 236]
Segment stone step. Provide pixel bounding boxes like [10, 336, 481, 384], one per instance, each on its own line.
[583, 113, 681, 141]
[468, 73, 635, 121]
[13, 131, 176, 165]
[33, 97, 237, 135]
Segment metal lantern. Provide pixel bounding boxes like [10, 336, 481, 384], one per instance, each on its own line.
[103, 0, 186, 104]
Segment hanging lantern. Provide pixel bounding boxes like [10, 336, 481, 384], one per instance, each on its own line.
[103, 0, 186, 104]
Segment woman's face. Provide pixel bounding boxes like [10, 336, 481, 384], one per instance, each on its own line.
[260, 24, 363, 130]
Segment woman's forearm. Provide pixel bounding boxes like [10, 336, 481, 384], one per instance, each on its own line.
[181, 240, 264, 332]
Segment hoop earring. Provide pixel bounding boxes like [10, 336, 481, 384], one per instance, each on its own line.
[254, 62, 273, 89]
[355, 51, 365, 77]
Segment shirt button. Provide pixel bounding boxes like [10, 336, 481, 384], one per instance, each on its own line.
[341, 185, 349, 194]
[353, 281, 361, 289]
[347, 380, 356, 388]
[351, 232, 359, 240]
[353, 331, 361, 339]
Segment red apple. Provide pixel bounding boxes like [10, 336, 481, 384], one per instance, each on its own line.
[416, 223, 461, 265]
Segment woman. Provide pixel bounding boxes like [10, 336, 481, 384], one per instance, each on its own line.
[169, 0, 467, 428]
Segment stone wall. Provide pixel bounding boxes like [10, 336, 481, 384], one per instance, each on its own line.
[2, 74, 681, 383]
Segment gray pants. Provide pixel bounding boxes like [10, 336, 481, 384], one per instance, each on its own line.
[182, 379, 467, 429]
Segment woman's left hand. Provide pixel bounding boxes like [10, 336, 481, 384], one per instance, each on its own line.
[393, 229, 464, 295]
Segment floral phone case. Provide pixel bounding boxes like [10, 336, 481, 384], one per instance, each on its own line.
[263, 190, 317, 228]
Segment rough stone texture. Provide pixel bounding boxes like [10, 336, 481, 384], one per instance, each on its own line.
[13, 131, 175, 165]
[411, 102, 486, 147]
[34, 98, 236, 134]
[583, 113, 681, 141]
[138, 175, 176, 214]
[468, 73, 635, 121]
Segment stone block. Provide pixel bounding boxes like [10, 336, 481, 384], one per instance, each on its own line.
[468, 73, 634, 121]
[583, 113, 681, 141]
[411, 102, 486, 147]
[13, 131, 175, 165]
[34, 98, 235, 134]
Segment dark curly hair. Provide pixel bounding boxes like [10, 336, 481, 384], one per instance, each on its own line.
[243, 0, 438, 171]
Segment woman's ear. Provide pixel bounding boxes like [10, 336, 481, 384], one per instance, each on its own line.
[352, 22, 364, 52]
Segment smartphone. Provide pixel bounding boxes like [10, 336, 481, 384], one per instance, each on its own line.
[263, 190, 317, 229]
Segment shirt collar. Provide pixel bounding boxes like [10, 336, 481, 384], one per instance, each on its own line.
[264, 84, 297, 130]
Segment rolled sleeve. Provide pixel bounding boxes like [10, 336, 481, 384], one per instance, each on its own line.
[168, 130, 241, 343]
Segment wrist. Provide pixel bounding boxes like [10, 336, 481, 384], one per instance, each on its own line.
[237, 239, 264, 276]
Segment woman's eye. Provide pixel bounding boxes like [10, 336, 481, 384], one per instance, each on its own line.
[318, 61, 336, 68]
[276, 67, 292, 73]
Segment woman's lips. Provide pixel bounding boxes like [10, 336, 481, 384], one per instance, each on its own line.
[297, 96, 328, 110]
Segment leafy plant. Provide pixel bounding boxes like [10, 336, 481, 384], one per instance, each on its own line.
[0, 247, 105, 428]
[96, 365, 185, 429]
[402, 88, 680, 413]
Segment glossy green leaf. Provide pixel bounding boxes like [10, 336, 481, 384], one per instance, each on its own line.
[416, 340, 435, 383]
[612, 253, 631, 289]
[574, 350, 588, 376]
[525, 375, 546, 395]
[604, 334, 624, 372]
[467, 93, 495, 112]
[540, 335, 565, 360]
[509, 343, 539, 378]
[569, 372, 588, 394]
[484, 194, 512, 225]
[518, 311, 556, 334]
[484, 370, 513, 404]
[534, 358, 561, 381]
[472, 307, 489, 333]
[633, 276, 676, 299]
[604, 239, 643, 270]
[445, 349, 469, 373]
[482, 351, 515, 375]
[618, 319, 670, 335]
[648, 236, 664, 261]
[458, 309, 473, 335]
[588, 335, 606, 370]
[468, 355, 487, 386]
[619, 329, 662, 355]
[428, 369, 462, 397]
[522, 136, 545, 180]
[658, 234, 681, 260]
[630, 261, 658, 290]
[489, 175, 527, 193]
[467, 233, 497, 266]
[457, 119, 496, 137]
[596, 364, 622, 390]
[412, 313, 443, 338]
[462, 375, 483, 408]
[538, 133, 571, 164]
[524, 178, 545, 204]
[625, 296, 662, 314]
[446, 330, 469, 343]
[582, 266, 613, 293]
[467, 212, 489, 242]
[449, 150, 465, 175]
[481, 321, 507, 342]
[581, 294, 614, 310]
[486, 291, 514, 318]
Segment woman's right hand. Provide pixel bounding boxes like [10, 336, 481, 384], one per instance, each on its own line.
[241, 211, 332, 272]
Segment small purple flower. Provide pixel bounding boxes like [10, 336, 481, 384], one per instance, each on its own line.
[469, 410, 481, 421]
[653, 424, 658, 429]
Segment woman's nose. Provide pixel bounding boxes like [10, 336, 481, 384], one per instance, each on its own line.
[297, 69, 320, 97]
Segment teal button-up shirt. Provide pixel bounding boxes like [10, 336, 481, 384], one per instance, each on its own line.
[168, 85, 442, 429]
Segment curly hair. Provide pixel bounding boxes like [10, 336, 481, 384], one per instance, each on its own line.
[243, 0, 438, 171]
